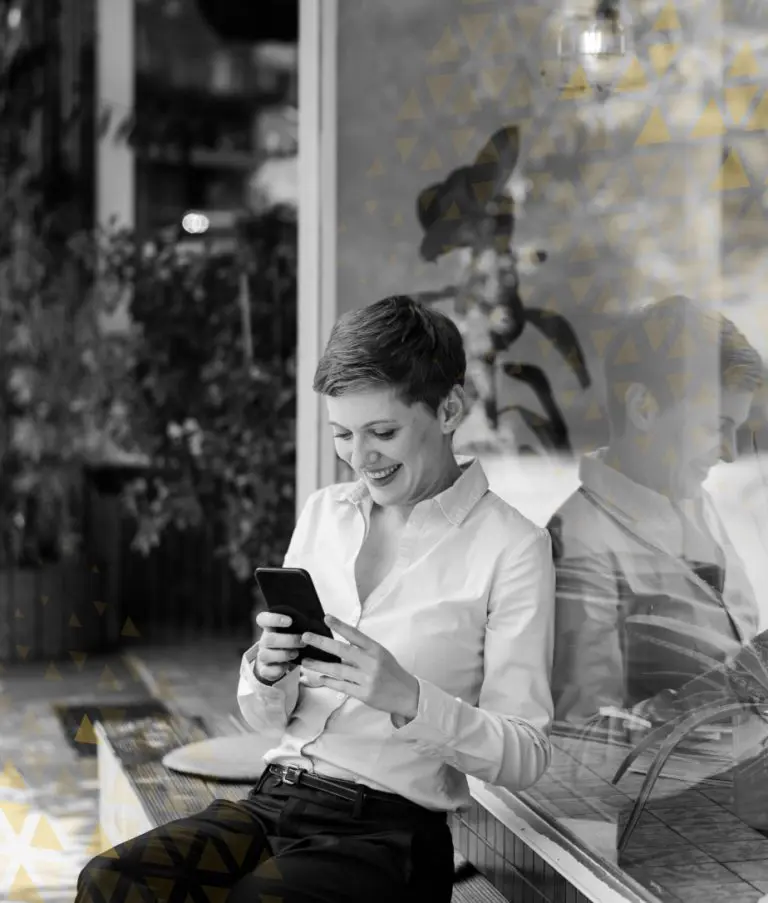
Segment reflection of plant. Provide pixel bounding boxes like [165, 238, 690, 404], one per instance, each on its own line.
[414, 125, 590, 452]
[612, 631, 768, 854]
[108, 207, 298, 582]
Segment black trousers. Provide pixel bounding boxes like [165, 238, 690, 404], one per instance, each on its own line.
[75, 772, 455, 903]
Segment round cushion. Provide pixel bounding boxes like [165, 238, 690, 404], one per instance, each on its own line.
[162, 735, 269, 783]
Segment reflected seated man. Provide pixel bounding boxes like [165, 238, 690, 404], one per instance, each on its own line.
[75, 295, 555, 903]
[548, 295, 764, 775]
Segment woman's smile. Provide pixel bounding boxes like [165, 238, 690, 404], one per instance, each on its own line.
[363, 463, 402, 486]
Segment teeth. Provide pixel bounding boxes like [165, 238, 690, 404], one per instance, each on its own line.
[368, 465, 399, 479]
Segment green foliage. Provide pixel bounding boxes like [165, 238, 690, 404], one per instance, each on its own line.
[107, 208, 298, 582]
[414, 125, 590, 453]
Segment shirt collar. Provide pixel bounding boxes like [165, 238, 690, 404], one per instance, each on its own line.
[338, 455, 489, 526]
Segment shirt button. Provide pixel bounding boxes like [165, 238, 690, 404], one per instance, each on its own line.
[337, 693, 345, 702]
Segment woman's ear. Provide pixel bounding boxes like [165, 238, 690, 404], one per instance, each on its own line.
[625, 383, 659, 431]
[440, 386, 467, 434]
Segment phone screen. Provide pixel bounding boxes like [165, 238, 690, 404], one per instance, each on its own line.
[255, 567, 341, 664]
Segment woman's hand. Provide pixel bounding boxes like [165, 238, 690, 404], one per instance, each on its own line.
[301, 615, 420, 721]
[250, 611, 306, 684]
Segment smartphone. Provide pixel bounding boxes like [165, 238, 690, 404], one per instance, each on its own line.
[254, 567, 341, 665]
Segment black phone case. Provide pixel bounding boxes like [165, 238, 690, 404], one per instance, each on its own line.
[255, 568, 341, 665]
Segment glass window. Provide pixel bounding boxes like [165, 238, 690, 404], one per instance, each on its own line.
[334, 0, 768, 898]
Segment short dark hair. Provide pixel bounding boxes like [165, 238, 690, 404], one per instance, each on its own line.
[313, 295, 466, 413]
[604, 295, 763, 435]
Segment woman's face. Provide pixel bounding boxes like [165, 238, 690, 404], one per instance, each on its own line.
[326, 386, 460, 508]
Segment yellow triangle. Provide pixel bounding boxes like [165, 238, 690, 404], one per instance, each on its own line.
[69, 612, 82, 628]
[366, 157, 385, 177]
[29, 814, 63, 851]
[365, 200, 378, 214]
[561, 66, 591, 100]
[644, 316, 673, 350]
[653, 2, 682, 31]
[613, 337, 641, 365]
[691, 99, 726, 137]
[86, 824, 110, 855]
[586, 400, 603, 421]
[1, 801, 30, 833]
[98, 665, 121, 689]
[93, 600, 107, 615]
[648, 43, 678, 76]
[70, 651, 87, 670]
[514, 5, 546, 32]
[0, 761, 26, 789]
[141, 843, 177, 866]
[480, 66, 513, 99]
[420, 148, 443, 171]
[725, 85, 758, 125]
[8, 866, 43, 903]
[569, 277, 593, 304]
[452, 84, 478, 114]
[712, 150, 750, 191]
[570, 238, 599, 262]
[616, 58, 648, 93]
[395, 137, 418, 162]
[121, 617, 141, 638]
[397, 90, 423, 121]
[636, 108, 671, 146]
[391, 212, 403, 226]
[39, 595, 49, 606]
[728, 43, 759, 79]
[426, 74, 454, 108]
[74, 714, 98, 744]
[746, 92, 768, 131]
[16, 645, 30, 659]
[451, 128, 475, 156]
[429, 26, 461, 64]
[198, 840, 230, 873]
[506, 75, 532, 111]
[90, 868, 122, 901]
[666, 372, 691, 400]
[45, 662, 62, 681]
[485, 17, 515, 56]
[459, 13, 493, 50]
[445, 201, 462, 221]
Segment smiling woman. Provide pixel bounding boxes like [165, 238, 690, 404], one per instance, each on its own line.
[75, 294, 556, 903]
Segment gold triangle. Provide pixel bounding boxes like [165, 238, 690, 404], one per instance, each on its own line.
[586, 400, 603, 421]
[86, 824, 110, 855]
[365, 200, 378, 214]
[452, 83, 478, 114]
[569, 277, 593, 304]
[1, 801, 30, 833]
[667, 330, 697, 360]
[471, 181, 495, 204]
[459, 13, 493, 50]
[648, 43, 679, 76]
[45, 662, 62, 681]
[420, 148, 443, 171]
[636, 108, 671, 146]
[451, 128, 475, 156]
[480, 66, 513, 99]
[366, 157, 385, 177]
[74, 714, 98, 744]
[141, 843, 177, 866]
[666, 372, 691, 400]
[506, 75, 532, 111]
[93, 600, 107, 615]
[198, 840, 230, 873]
[445, 201, 462, 221]
[653, 2, 682, 31]
[99, 665, 122, 689]
[30, 814, 63, 851]
[8, 866, 44, 903]
[570, 238, 599, 262]
[397, 90, 423, 121]
[746, 92, 768, 131]
[728, 43, 759, 79]
[644, 316, 673, 350]
[429, 26, 461, 64]
[395, 137, 418, 162]
[616, 58, 648, 93]
[0, 761, 25, 789]
[69, 613, 82, 628]
[16, 645, 30, 660]
[121, 617, 141, 638]
[579, 161, 613, 193]
[712, 149, 750, 191]
[144, 878, 178, 902]
[691, 99, 726, 137]
[613, 337, 641, 365]
[70, 651, 87, 670]
[485, 17, 515, 55]
[391, 212, 404, 226]
[725, 86, 758, 125]
[426, 74, 454, 108]
[561, 67, 591, 100]
[39, 595, 49, 606]
[514, 5, 546, 31]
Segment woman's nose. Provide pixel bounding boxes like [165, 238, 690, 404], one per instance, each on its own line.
[350, 439, 377, 471]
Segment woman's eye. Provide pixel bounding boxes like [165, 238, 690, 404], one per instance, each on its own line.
[332, 433, 351, 442]
[373, 430, 396, 440]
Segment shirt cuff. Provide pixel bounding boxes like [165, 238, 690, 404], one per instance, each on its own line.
[239, 655, 294, 706]
[391, 678, 459, 752]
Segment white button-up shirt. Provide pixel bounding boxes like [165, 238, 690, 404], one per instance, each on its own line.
[237, 458, 555, 812]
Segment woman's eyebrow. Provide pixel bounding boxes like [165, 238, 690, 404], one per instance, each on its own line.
[329, 420, 396, 428]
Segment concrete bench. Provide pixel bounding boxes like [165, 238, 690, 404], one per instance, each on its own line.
[95, 712, 507, 902]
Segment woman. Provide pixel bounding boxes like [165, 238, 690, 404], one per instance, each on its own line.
[75, 295, 555, 903]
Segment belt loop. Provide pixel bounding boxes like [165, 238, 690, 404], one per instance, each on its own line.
[351, 786, 366, 818]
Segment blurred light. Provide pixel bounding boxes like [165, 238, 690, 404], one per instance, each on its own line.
[7, 6, 22, 29]
[181, 212, 210, 235]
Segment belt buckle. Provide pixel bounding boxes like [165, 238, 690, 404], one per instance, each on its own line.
[281, 766, 303, 786]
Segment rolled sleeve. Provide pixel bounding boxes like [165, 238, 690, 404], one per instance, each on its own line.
[393, 528, 555, 792]
[236, 653, 300, 737]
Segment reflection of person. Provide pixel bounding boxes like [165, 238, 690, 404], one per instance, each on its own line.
[76, 296, 555, 903]
[548, 295, 763, 728]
